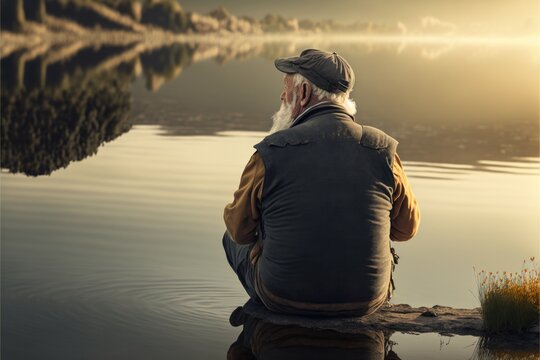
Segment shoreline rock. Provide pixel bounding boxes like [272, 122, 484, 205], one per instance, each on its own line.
[241, 299, 539, 343]
[243, 300, 484, 336]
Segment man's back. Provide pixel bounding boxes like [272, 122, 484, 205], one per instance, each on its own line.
[222, 49, 419, 317]
[253, 104, 397, 315]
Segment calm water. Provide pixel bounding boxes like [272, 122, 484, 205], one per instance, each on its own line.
[1, 39, 539, 359]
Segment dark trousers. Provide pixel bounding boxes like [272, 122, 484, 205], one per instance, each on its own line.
[222, 231, 261, 301]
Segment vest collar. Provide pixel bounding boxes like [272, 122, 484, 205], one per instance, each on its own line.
[290, 101, 355, 128]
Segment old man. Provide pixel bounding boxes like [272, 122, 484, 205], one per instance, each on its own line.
[223, 49, 420, 316]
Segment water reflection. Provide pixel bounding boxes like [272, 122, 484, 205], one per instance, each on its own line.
[472, 335, 540, 360]
[0, 41, 297, 93]
[228, 309, 399, 360]
[1, 74, 132, 176]
[140, 43, 193, 91]
[2, 39, 538, 176]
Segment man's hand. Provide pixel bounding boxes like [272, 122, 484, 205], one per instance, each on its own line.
[249, 239, 263, 265]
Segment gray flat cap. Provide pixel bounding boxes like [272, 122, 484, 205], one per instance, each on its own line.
[275, 49, 355, 94]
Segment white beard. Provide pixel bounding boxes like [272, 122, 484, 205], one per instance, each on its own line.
[269, 95, 296, 134]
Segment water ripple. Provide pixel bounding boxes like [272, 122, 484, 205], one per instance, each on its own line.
[5, 273, 246, 336]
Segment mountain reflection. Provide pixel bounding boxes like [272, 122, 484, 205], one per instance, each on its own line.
[228, 311, 399, 360]
[1, 40, 538, 176]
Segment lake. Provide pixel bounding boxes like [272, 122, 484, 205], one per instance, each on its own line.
[1, 38, 539, 359]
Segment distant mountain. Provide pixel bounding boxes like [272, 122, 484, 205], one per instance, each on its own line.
[1, 0, 184, 34]
[0, 0, 393, 35]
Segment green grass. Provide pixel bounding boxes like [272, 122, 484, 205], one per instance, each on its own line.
[476, 258, 539, 334]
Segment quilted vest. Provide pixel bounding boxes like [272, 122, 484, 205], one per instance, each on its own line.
[253, 103, 398, 315]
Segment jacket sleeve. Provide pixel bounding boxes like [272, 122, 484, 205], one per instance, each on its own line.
[223, 152, 265, 244]
[390, 153, 421, 241]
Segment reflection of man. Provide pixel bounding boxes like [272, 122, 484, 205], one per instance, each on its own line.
[227, 307, 401, 360]
[223, 49, 420, 316]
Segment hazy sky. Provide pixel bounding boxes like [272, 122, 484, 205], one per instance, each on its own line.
[179, 0, 539, 34]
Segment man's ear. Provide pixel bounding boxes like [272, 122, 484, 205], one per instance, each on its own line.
[300, 82, 312, 107]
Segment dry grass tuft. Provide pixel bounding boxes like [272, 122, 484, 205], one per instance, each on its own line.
[475, 258, 539, 333]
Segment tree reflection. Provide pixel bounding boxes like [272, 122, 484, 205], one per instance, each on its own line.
[140, 43, 193, 91]
[1, 76, 132, 176]
[0, 41, 153, 176]
[0, 41, 199, 177]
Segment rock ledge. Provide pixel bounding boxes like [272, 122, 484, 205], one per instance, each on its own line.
[243, 301, 485, 336]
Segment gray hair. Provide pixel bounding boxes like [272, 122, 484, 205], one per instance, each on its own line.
[292, 73, 357, 116]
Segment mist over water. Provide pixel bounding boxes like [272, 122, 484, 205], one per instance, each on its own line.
[1, 38, 539, 359]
